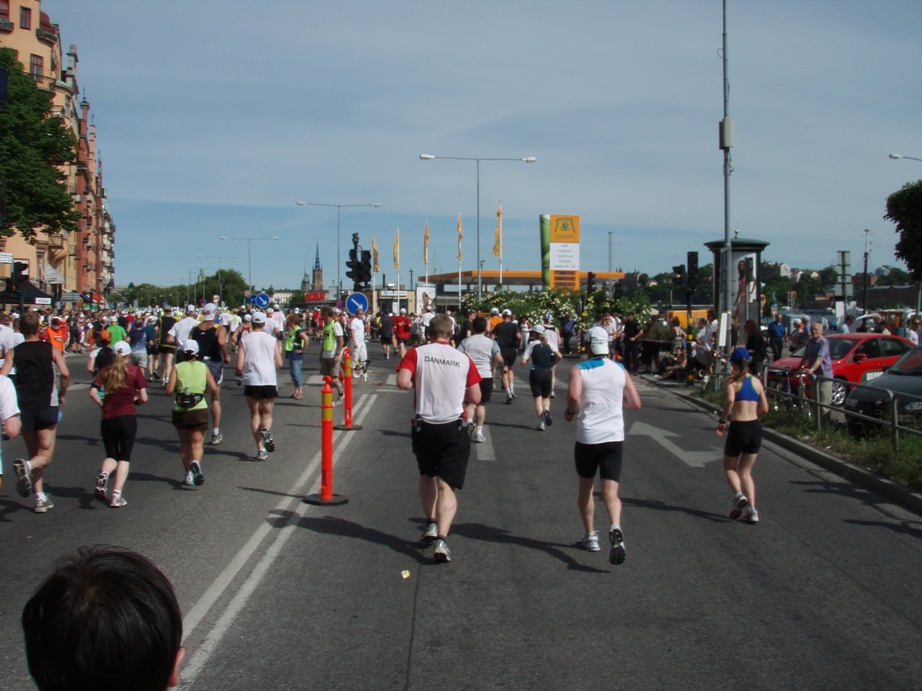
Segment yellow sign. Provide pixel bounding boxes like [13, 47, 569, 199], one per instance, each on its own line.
[550, 215, 580, 243]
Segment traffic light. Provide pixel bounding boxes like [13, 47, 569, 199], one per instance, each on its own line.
[11, 261, 28, 291]
[686, 251, 699, 292]
[359, 250, 372, 287]
[586, 271, 596, 294]
[345, 248, 359, 287]
[613, 280, 623, 301]
[672, 263, 686, 289]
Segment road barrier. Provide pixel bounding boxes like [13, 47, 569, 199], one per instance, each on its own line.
[303, 376, 348, 506]
[335, 347, 362, 431]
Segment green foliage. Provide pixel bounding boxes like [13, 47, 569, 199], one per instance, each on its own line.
[0, 49, 79, 240]
[886, 179, 922, 281]
[875, 267, 912, 286]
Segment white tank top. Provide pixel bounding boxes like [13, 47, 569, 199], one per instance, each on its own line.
[242, 331, 278, 386]
[575, 357, 626, 444]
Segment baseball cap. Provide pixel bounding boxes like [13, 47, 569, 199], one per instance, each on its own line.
[203, 303, 217, 320]
[113, 341, 131, 357]
[587, 326, 609, 355]
[544, 313, 553, 323]
[181, 339, 199, 355]
[502, 309, 511, 316]
[163, 304, 173, 312]
[51, 316, 63, 326]
[531, 324, 546, 335]
[400, 308, 407, 314]
[490, 307, 499, 314]
[243, 313, 252, 322]
[425, 305, 432, 311]
[252, 311, 267, 324]
[293, 308, 300, 314]
[186, 304, 196, 314]
[267, 307, 274, 313]
[730, 346, 751, 363]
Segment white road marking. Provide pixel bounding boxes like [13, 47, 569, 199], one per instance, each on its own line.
[386, 373, 398, 387]
[476, 426, 496, 461]
[179, 394, 376, 687]
[627, 420, 722, 468]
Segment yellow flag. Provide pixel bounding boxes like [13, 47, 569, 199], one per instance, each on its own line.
[372, 236, 380, 273]
[394, 227, 400, 270]
[457, 213, 463, 262]
[424, 220, 429, 266]
[493, 203, 503, 257]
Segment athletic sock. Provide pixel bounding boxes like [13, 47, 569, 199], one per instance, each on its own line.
[476, 426, 483, 435]
[35, 491, 47, 501]
[213, 427, 220, 436]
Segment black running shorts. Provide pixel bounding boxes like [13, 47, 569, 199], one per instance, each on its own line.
[478, 378, 493, 404]
[723, 419, 762, 457]
[101, 415, 138, 461]
[574, 441, 624, 482]
[411, 419, 471, 490]
[529, 369, 553, 398]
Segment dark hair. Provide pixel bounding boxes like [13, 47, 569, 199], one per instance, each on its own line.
[20, 311, 40, 337]
[472, 316, 487, 334]
[22, 546, 183, 691]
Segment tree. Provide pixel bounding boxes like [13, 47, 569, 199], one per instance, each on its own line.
[0, 49, 79, 240]
[818, 266, 838, 287]
[886, 179, 922, 280]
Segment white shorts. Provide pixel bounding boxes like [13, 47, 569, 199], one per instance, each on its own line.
[351, 341, 368, 364]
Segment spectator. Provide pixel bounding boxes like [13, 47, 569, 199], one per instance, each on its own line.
[766, 314, 785, 361]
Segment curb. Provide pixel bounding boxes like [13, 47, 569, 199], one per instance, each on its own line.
[656, 379, 922, 516]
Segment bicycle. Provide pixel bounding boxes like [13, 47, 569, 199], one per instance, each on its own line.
[767, 366, 813, 420]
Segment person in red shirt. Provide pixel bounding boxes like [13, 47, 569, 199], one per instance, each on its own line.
[393, 308, 412, 359]
[89, 341, 149, 507]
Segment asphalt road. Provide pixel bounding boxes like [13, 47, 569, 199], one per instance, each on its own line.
[1, 346, 921, 690]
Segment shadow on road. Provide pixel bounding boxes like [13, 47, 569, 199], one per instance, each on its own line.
[622, 496, 729, 523]
[289, 513, 431, 564]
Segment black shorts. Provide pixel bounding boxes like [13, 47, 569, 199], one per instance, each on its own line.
[574, 441, 624, 482]
[100, 415, 138, 461]
[529, 369, 553, 398]
[411, 419, 471, 490]
[380, 334, 394, 344]
[147, 344, 160, 355]
[724, 419, 762, 457]
[478, 378, 493, 404]
[244, 385, 278, 400]
[204, 359, 224, 385]
[20, 407, 59, 433]
[500, 347, 517, 367]
[396, 337, 408, 345]
[171, 408, 209, 431]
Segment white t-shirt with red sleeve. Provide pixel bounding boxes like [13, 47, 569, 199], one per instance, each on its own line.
[398, 342, 481, 424]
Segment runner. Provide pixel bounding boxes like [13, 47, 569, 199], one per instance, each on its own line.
[396, 314, 481, 563]
[521, 324, 562, 431]
[393, 308, 411, 358]
[0, 370, 20, 495]
[319, 306, 345, 402]
[283, 310, 309, 400]
[379, 308, 396, 360]
[191, 303, 230, 445]
[167, 305, 199, 363]
[716, 347, 769, 524]
[457, 316, 502, 443]
[348, 308, 368, 377]
[166, 340, 216, 487]
[1, 311, 70, 513]
[236, 311, 283, 461]
[90, 341, 148, 507]
[154, 305, 178, 383]
[87, 329, 115, 375]
[143, 314, 159, 380]
[564, 325, 641, 563]
[127, 311, 149, 374]
[543, 313, 561, 396]
[492, 309, 521, 404]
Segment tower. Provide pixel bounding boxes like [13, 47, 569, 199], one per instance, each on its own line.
[311, 243, 323, 292]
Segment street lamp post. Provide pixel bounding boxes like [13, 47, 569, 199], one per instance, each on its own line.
[197, 255, 241, 306]
[296, 201, 382, 299]
[889, 153, 922, 163]
[420, 154, 536, 302]
[218, 236, 278, 294]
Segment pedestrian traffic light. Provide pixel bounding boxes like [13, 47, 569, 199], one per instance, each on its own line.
[359, 250, 372, 287]
[586, 271, 596, 294]
[613, 280, 623, 301]
[346, 248, 359, 284]
[686, 251, 699, 292]
[11, 261, 28, 291]
[673, 263, 686, 289]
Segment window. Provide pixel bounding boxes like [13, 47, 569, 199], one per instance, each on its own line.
[19, 5, 29, 29]
[29, 54, 42, 82]
[0, 1, 9, 20]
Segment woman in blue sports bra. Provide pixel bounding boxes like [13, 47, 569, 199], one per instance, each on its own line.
[716, 347, 769, 524]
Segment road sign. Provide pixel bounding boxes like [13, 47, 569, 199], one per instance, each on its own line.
[244, 289, 251, 298]
[0, 252, 12, 264]
[344, 292, 368, 315]
[254, 293, 270, 309]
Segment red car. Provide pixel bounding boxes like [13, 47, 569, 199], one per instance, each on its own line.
[769, 333, 914, 406]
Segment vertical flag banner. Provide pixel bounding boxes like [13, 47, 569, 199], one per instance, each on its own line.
[493, 203, 502, 257]
[457, 213, 463, 262]
[540, 214, 580, 291]
[394, 227, 400, 270]
[424, 220, 430, 266]
[372, 236, 380, 273]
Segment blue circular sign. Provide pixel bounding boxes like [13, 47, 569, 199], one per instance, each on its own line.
[254, 293, 270, 309]
[344, 292, 369, 316]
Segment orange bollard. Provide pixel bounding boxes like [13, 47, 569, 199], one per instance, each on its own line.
[335, 347, 362, 431]
[303, 376, 348, 506]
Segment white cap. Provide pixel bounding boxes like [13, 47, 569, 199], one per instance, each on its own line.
[293, 308, 300, 313]
[426, 305, 432, 311]
[502, 309, 512, 316]
[587, 326, 609, 355]
[490, 307, 499, 314]
[243, 313, 252, 322]
[113, 341, 131, 357]
[203, 303, 217, 320]
[531, 324, 546, 335]
[400, 308, 407, 314]
[267, 307, 274, 313]
[181, 339, 199, 355]
[186, 304, 197, 314]
[252, 311, 267, 324]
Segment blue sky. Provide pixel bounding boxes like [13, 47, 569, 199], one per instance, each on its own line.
[43, 0, 922, 291]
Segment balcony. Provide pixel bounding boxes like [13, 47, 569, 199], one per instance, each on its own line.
[36, 27, 57, 44]
[0, 19, 13, 32]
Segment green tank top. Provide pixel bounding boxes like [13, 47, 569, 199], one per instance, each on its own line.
[322, 321, 337, 354]
[173, 360, 208, 411]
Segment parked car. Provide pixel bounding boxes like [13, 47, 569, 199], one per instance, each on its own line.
[768, 333, 914, 407]
[843, 346, 922, 434]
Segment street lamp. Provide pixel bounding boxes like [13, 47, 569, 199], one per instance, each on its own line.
[218, 236, 278, 293]
[889, 153, 922, 162]
[296, 201, 382, 299]
[197, 254, 240, 306]
[419, 153, 536, 302]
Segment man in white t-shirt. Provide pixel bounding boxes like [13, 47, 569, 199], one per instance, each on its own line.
[167, 305, 199, 361]
[397, 314, 481, 563]
[236, 311, 283, 461]
[0, 372, 21, 494]
[348, 308, 368, 377]
[564, 325, 641, 564]
[458, 316, 503, 443]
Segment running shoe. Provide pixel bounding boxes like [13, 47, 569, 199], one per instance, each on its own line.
[729, 493, 749, 520]
[182, 472, 196, 487]
[95, 472, 109, 500]
[543, 409, 553, 427]
[34, 497, 54, 513]
[256, 449, 269, 462]
[580, 531, 600, 552]
[109, 495, 127, 508]
[609, 526, 626, 565]
[506, 394, 514, 405]
[420, 521, 438, 543]
[261, 428, 275, 452]
[741, 506, 759, 524]
[550, 391, 556, 398]
[211, 433, 223, 446]
[510, 391, 517, 400]
[473, 431, 485, 443]
[432, 537, 451, 563]
[466, 422, 475, 439]
[536, 421, 545, 431]
[190, 461, 205, 486]
[13, 459, 32, 497]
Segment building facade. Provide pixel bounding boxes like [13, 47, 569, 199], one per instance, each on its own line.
[0, 0, 113, 304]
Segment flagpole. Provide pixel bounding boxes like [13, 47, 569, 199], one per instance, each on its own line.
[498, 202, 503, 286]
[424, 219, 430, 283]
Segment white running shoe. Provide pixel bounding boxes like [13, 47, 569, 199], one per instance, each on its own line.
[432, 537, 451, 563]
[729, 493, 749, 520]
[741, 506, 759, 524]
[536, 421, 545, 431]
[580, 531, 600, 552]
[473, 431, 485, 443]
[609, 526, 626, 565]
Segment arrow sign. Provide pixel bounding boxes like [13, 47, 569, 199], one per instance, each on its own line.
[627, 421, 722, 468]
[344, 292, 368, 316]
